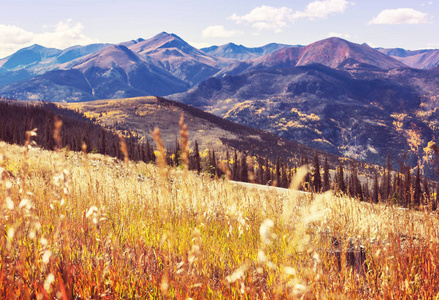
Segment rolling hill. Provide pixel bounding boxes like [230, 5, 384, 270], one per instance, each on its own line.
[58, 96, 341, 165]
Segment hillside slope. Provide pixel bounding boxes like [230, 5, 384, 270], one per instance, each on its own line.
[59, 96, 339, 164]
[173, 64, 439, 167]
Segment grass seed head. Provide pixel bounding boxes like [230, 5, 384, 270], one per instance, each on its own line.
[53, 117, 63, 150]
[44, 273, 55, 292]
[151, 127, 168, 181]
[118, 133, 129, 165]
[179, 113, 190, 171]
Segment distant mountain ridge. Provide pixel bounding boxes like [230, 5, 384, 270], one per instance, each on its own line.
[0, 43, 111, 74]
[201, 42, 294, 60]
[377, 47, 439, 69]
[4, 33, 439, 102]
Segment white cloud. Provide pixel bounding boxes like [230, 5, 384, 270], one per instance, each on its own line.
[328, 32, 351, 39]
[228, 1, 352, 33]
[0, 25, 34, 58]
[202, 25, 243, 38]
[369, 8, 430, 25]
[293, 0, 353, 20]
[229, 5, 294, 33]
[0, 20, 98, 59]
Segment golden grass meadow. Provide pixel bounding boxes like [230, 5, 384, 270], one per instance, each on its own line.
[1, 128, 439, 299]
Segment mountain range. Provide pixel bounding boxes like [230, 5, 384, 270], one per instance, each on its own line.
[1, 32, 438, 102]
[1, 32, 439, 169]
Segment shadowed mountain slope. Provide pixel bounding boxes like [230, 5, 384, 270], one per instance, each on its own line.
[173, 63, 438, 167]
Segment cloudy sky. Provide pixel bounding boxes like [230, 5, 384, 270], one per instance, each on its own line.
[0, 0, 437, 58]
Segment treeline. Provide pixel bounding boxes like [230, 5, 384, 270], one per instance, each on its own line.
[0, 101, 156, 163]
[1, 100, 437, 211]
[188, 147, 438, 210]
[330, 154, 439, 211]
[182, 146, 331, 191]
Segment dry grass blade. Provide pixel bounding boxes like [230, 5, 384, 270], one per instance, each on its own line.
[118, 133, 129, 165]
[290, 165, 309, 190]
[179, 113, 189, 172]
[53, 116, 63, 151]
[151, 127, 168, 181]
[247, 156, 255, 183]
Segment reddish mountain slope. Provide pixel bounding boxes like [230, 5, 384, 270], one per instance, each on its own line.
[226, 37, 407, 75]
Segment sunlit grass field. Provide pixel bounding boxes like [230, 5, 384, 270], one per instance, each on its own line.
[1, 139, 439, 299]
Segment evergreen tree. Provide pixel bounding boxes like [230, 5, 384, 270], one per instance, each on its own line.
[363, 180, 370, 201]
[350, 163, 362, 200]
[423, 178, 430, 208]
[232, 150, 238, 181]
[323, 156, 330, 192]
[275, 157, 281, 187]
[384, 153, 392, 201]
[257, 156, 263, 184]
[145, 140, 152, 162]
[45, 114, 55, 150]
[281, 160, 288, 188]
[336, 161, 346, 193]
[414, 165, 421, 207]
[304, 155, 310, 190]
[101, 130, 106, 155]
[193, 140, 201, 174]
[403, 168, 410, 208]
[240, 152, 248, 182]
[312, 151, 321, 192]
[264, 156, 270, 185]
[211, 149, 217, 177]
[372, 172, 379, 203]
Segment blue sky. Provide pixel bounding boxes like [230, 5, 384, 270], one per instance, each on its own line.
[0, 0, 437, 58]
